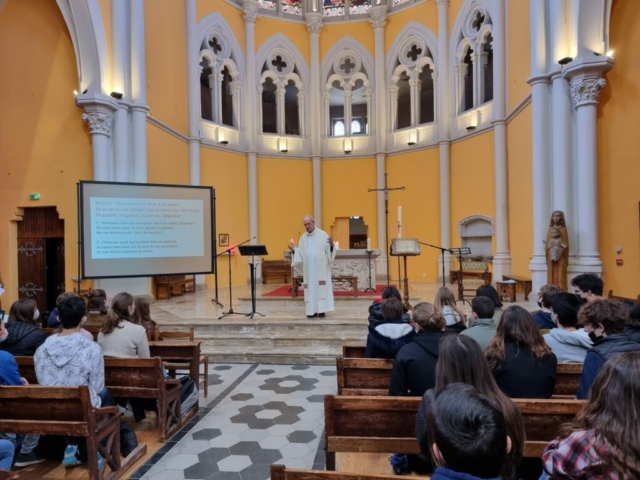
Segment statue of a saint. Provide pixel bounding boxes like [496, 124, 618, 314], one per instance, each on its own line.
[544, 211, 569, 291]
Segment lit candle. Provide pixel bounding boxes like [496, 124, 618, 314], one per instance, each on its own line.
[367, 237, 371, 250]
[335, 241, 339, 250]
[398, 206, 402, 238]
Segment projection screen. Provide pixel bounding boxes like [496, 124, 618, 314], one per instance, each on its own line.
[80, 181, 214, 279]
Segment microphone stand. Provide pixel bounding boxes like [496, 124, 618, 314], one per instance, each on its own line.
[417, 242, 450, 289]
[217, 237, 254, 319]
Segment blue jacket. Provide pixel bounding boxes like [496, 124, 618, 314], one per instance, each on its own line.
[532, 310, 556, 329]
[0, 351, 23, 385]
[365, 320, 415, 359]
[430, 467, 500, 480]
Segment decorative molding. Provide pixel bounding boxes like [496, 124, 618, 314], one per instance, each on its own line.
[437, 0, 450, 4]
[369, 5, 388, 30]
[305, 12, 323, 35]
[146, 114, 188, 143]
[242, 0, 260, 24]
[458, 214, 494, 237]
[569, 78, 607, 107]
[82, 111, 113, 135]
[505, 92, 532, 123]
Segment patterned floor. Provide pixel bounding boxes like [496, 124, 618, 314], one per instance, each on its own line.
[130, 364, 336, 480]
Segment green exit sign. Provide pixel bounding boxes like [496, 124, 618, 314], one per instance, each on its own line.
[29, 193, 40, 200]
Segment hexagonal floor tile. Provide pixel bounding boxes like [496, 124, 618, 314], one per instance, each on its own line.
[319, 370, 336, 376]
[164, 453, 199, 470]
[229, 441, 262, 455]
[280, 443, 312, 458]
[210, 435, 241, 448]
[266, 424, 295, 436]
[210, 472, 243, 480]
[239, 405, 263, 414]
[258, 435, 289, 449]
[291, 365, 310, 370]
[184, 459, 220, 479]
[239, 462, 270, 480]
[279, 380, 300, 388]
[247, 418, 275, 430]
[286, 430, 317, 444]
[306, 395, 324, 403]
[255, 410, 279, 419]
[217, 455, 252, 472]
[214, 365, 233, 371]
[198, 447, 232, 463]
[248, 448, 283, 465]
[193, 428, 222, 441]
[273, 414, 301, 425]
[255, 369, 275, 375]
[262, 401, 288, 410]
[231, 393, 254, 401]
[280, 406, 304, 415]
[238, 429, 269, 442]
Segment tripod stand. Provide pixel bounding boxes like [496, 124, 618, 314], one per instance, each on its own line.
[418, 242, 450, 288]
[218, 238, 254, 319]
[238, 244, 268, 319]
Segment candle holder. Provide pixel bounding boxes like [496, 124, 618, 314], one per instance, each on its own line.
[364, 250, 375, 292]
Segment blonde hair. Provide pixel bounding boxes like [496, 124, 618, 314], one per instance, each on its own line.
[434, 287, 467, 325]
[412, 302, 446, 331]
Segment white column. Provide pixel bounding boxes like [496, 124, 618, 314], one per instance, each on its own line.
[408, 78, 419, 126]
[209, 71, 219, 124]
[370, 5, 388, 280]
[527, 0, 550, 298]
[276, 87, 286, 135]
[343, 89, 353, 136]
[130, 0, 148, 183]
[81, 110, 115, 181]
[185, 0, 201, 186]
[437, 0, 452, 283]
[491, 0, 511, 281]
[243, 0, 260, 248]
[306, 12, 323, 225]
[564, 57, 613, 273]
[112, 0, 131, 182]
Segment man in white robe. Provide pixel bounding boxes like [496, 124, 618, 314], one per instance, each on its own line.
[289, 215, 337, 317]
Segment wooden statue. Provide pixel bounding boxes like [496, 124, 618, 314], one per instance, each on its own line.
[544, 211, 569, 291]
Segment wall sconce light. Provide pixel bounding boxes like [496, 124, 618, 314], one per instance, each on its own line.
[407, 128, 418, 146]
[558, 57, 573, 66]
[278, 136, 288, 153]
[466, 125, 477, 132]
[216, 129, 228, 145]
[343, 137, 353, 154]
[73, 90, 78, 97]
[110, 91, 123, 99]
[606, 50, 615, 58]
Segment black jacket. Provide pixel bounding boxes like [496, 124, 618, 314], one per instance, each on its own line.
[625, 324, 640, 344]
[365, 320, 415, 359]
[0, 321, 48, 357]
[389, 330, 449, 396]
[491, 341, 557, 398]
[367, 302, 410, 328]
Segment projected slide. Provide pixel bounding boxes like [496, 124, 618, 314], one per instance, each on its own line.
[90, 198, 204, 259]
[80, 181, 214, 279]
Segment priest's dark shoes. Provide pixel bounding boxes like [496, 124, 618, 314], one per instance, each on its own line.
[307, 314, 317, 318]
[318, 313, 325, 318]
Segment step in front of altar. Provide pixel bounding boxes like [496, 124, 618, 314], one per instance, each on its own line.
[237, 296, 421, 312]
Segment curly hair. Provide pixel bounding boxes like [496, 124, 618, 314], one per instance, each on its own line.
[578, 299, 628, 335]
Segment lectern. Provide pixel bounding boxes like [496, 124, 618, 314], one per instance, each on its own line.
[239, 245, 268, 319]
[390, 238, 420, 309]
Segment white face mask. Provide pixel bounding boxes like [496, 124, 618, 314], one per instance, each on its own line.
[0, 328, 7, 343]
[128, 305, 135, 316]
[34, 310, 40, 320]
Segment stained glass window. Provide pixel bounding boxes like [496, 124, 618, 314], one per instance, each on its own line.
[281, 0, 302, 15]
[349, 0, 371, 15]
[323, 1, 345, 17]
[258, 0, 276, 10]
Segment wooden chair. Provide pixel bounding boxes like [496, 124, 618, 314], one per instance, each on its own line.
[0, 469, 19, 480]
[270, 465, 399, 480]
[455, 260, 492, 301]
[342, 342, 366, 358]
[156, 325, 209, 398]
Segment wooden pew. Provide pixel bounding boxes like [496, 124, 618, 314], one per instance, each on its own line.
[336, 357, 583, 398]
[14, 356, 189, 443]
[0, 385, 147, 480]
[270, 464, 400, 480]
[323, 395, 585, 470]
[607, 290, 640, 304]
[342, 342, 366, 359]
[42, 326, 101, 341]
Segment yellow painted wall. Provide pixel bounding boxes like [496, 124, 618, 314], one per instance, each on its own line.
[450, 131, 496, 250]
[98, 0, 112, 84]
[386, 0, 438, 50]
[257, 157, 313, 260]
[145, 0, 188, 134]
[507, 0, 531, 112]
[200, 148, 249, 288]
[0, 0, 92, 306]
[147, 125, 190, 186]
[449, 0, 464, 34]
[321, 22, 374, 60]
[321, 157, 378, 250]
[256, 17, 310, 66]
[597, 0, 640, 297]
[197, 0, 246, 52]
[387, 148, 441, 284]
[507, 104, 533, 276]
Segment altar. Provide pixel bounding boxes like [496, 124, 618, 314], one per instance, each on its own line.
[284, 249, 381, 291]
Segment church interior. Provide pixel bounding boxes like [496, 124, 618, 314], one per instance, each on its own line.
[0, 0, 639, 479]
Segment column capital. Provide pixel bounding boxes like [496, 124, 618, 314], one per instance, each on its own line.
[242, 0, 260, 24]
[562, 56, 614, 107]
[369, 5, 388, 30]
[82, 111, 114, 136]
[305, 12, 323, 35]
[436, 0, 450, 5]
[569, 77, 606, 107]
[75, 92, 117, 136]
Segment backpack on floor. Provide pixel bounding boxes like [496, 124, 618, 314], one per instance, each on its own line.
[179, 377, 199, 416]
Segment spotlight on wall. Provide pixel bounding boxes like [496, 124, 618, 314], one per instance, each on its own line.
[407, 128, 418, 146]
[466, 125, 477, 132]
[73, 90, 78, 97]
[278, 137, 288, 153]
[606, 50, 615, 58]
[110, 91, 124, 99]
[558, 57, 573, 66]
[343, 137, 353, 154]
[216, 129, 228, 145]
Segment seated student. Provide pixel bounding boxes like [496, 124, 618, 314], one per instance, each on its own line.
[621, 299, 640, 344]
[368, 286, 410, 324]
[0, 298, 47, 356]
[476, 285, 504, 322]
[532, 284, 563, 329]
[132, 297, 158, 340]
[427, 383, 513, 480]
[98, 292, 150, 359]
[542, 353, 640, 479]
[460, 296, 497, 350]
[576, 299, 640, 399]
[485, 306, 557, 398]
[389, 302, 448, 396]
[0, 439, 14, 470]
[434, 287, 467, 332]
[47, 292, 94, 341]
[365, 297, 415, 359]
[416, 335, 524, 479]
[34, 294, 106, 467]
[85, 289, 109, 328]
[543, 293, 592, 363]
[571, 273, 604, 303]
[0, 321, 43, 468]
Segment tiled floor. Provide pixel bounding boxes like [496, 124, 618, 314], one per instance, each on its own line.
[131, 363, 335, 480]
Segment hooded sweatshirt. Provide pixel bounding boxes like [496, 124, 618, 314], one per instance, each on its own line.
[543, 328, 593, 363]
[365, 320, 415, 359]
[34, 332, 105, 408]
[441, 306, 467, 333]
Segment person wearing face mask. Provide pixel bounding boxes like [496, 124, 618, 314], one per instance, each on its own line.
[543, 294, 592, 363]
[0, 298, 47, 357]
[531, 284, 563, 330]
[576, 299, 640, 399]
[460, 296, 497, 350]
[97, 292, 150, 359]
[570, 273, 604, 303]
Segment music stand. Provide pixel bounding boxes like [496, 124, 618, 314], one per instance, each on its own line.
[239, 244, 268, 319]
[449, 247, 472, 305]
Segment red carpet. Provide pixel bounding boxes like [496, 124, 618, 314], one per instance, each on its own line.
[263, 284, 395, 297]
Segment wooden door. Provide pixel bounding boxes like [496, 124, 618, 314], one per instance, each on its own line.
[17, 238, 47, 311]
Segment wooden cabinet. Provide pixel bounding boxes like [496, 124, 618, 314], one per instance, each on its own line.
[154, 275, 195, 300]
